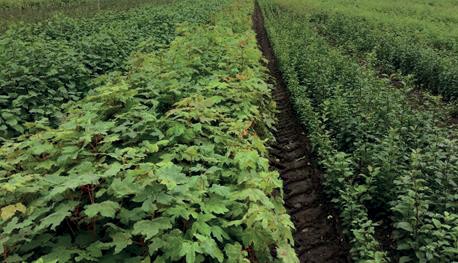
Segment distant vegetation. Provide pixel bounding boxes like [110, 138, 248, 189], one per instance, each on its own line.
[0, 0, 172, 31]
[0, 0, 217, 138]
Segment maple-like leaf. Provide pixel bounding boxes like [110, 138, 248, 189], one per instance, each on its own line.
[195, 234, 224, 262]
[179, 241, 202, 263]
[36, 201, 78, 231]
[84, 201, 120, 218]
[132, 218, 173, 240]
[224, 243, 248, 263]
[110, 231, 133, 254]
[155, 162, 187, 190]
[234, 151, 259, 170]
[0, 203, 26, 221]
[201, 198, 229, 215]
[277, 243, 299, 263]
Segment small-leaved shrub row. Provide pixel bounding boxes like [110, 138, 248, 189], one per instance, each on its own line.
[268, 0, 458, 101]
[286, 0, 458, 53]
[258, 0, 458, 262]
[0, 0, 298, 262]
[307, 11, 458, 101]
[0, 0, 229, 139]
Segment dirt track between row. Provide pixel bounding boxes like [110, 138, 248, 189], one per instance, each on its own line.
[252, 3, 350, 262]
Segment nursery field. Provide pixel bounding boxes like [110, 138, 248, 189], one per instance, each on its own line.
[0, 0, 457, 262]
[258, 0, 457, 262]
[0, 0, 298, 262]
[280, 0, 458, 101]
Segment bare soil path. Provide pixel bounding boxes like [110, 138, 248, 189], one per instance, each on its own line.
[252, 3, 350, 262]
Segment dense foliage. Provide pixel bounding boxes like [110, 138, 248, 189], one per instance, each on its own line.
[0, 0, 227, 140]
[259, 0, 458, 262]
[0, 0, 173, 29]
[0, 1, 298, 262]
[271, 0, 458, 101]
[287, 0, 458, 53]
[0, 0, 97, 9]
[309, 12, 458, 101]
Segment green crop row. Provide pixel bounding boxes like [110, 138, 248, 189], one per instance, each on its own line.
[309, 12, 458, 101]
[282, 0, 458, 53]
[0, 0, 169, 12]
[0, 0, 97, 9]
[324, 0, 458, 26]
[0, 0, 298, 262]
[0, 0, 172, 32]
[258, 0, 458, 262]
[271, 0, 458, 101]
[0, 0, 228, 140]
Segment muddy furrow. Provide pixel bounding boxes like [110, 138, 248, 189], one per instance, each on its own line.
[252, 2, 350, 262]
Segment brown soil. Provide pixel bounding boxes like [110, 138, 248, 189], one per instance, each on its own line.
[252, 2, 351, 263]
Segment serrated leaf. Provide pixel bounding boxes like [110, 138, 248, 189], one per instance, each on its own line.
[102, 162, 123, 178]
[277, 243, 299, 263]
[1, 203, 26, 221]
[148, 237, 167, 255]
[234, 151, 259, 170]
[224, 243, 248, 263]
[201, 198, 229, 214]
[36, 201, 78, 230]
[155, 162, 187, 190]
[209, 184, 231, 196]
[210, 226, 228, 242]
[180, 241, 201, 263]
[132, 218, 172, 240]
[195, 234, 224, 262]
[110, 231, 132, 254]
[85, 201, 120, 218]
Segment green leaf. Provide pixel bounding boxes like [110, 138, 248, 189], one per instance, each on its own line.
[209, 184, 231, 197]
[195, 234, 224, 262]
[276, 243, 299, 263]
[31, 142, 54, 156]
[224, 243, 248, 263]
[148, 237, 167, 255]
[431, 218, 441, 228]
[1, 203, 26, 221]
[201, 198, 229, 214]
[110, 231, 132, 254]
[102, 162, 123, 178]
[234, 151, 259, 170]
[132, 218, 173, 240]
[395, 222, 413, 232]
[156, 162, 187, 190]
[36, 201, 78, 230]
[85, 201, 120, 218]
[180, 241, 201, 263]
[399, 256, 413, 263]
[110, 178, 141, 198]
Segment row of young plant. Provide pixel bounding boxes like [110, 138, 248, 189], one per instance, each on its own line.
[0, 0, 229, 140]
[278, 0, 458, 101]
[327, 0, 458, 27]
[0, 0, 96, 9]
[0, 0, 171, 33]
[292, 0, 458, 53]
[0, 0, 299, 262]
[258, 1, 458, 262]
[0, 0, 141, 9]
